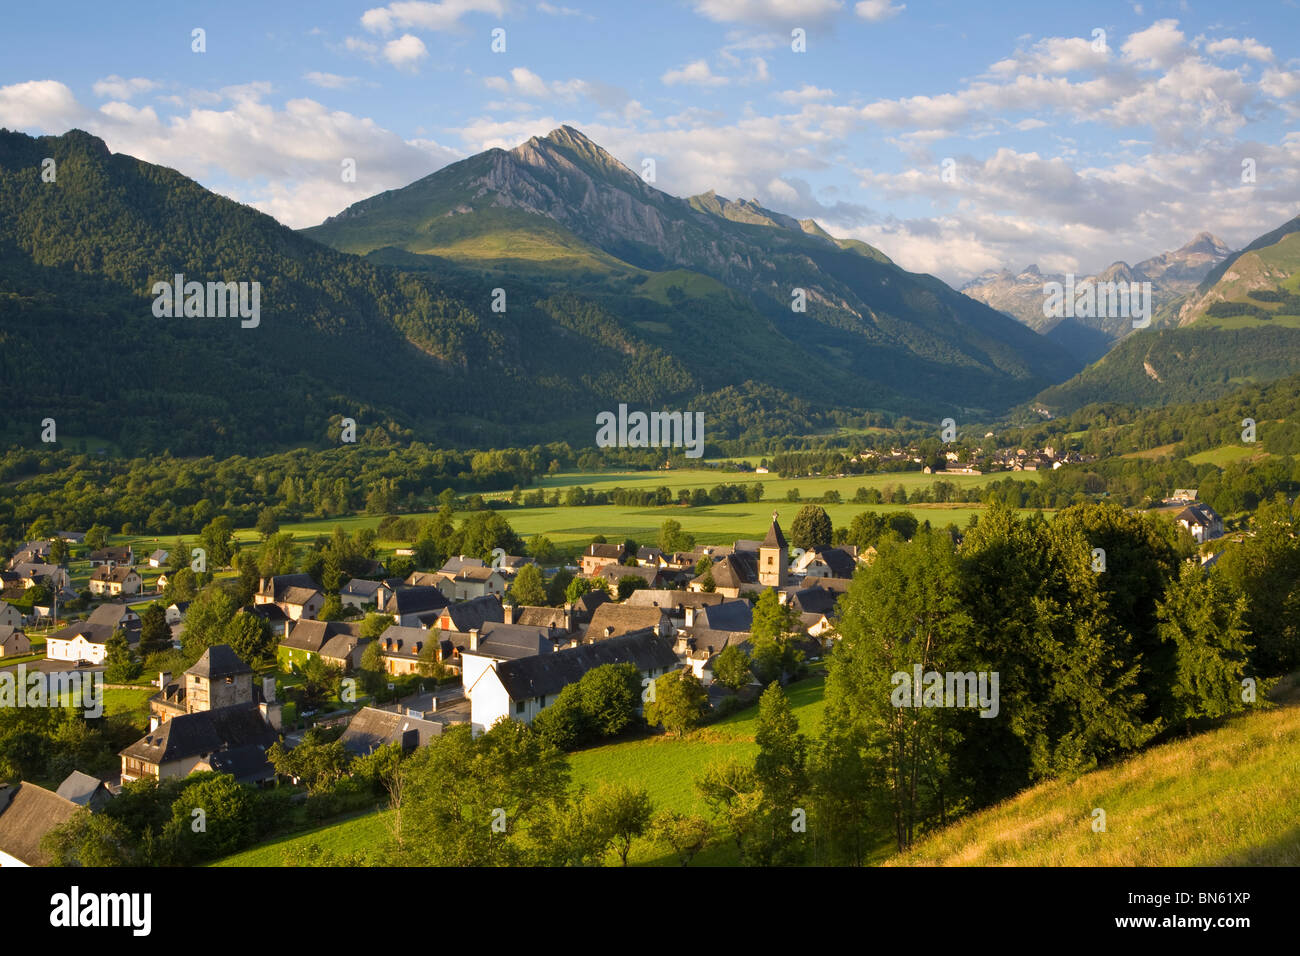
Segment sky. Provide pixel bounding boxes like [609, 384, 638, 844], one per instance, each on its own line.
[1, 0, 1297, 285]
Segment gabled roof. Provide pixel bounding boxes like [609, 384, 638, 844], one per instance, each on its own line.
[90, 565, 139, 583]
[202, 743, 275, 784]
[319, 633, 367, 662]
[597, 563, 663, 586]
[47, 621, 113, 646]
[457, 621, 561, 660]
[586, 603, 669, 640]
[440, 594, 504, 632]
[573, 590, 611, 617]
[282, 620, 360, 654]
[87, 603, 140, 629]
[623, 589, 727, 612]
[259, 573, 318, 600]
[1177, 503, 1221, 526]
[694, 601, 752, 633]
[378, 625, 432, 659]
[799, 546, 857, 578]
[385, 586, 449, 616]
[788, 585, 838, 616]
[339, 706, 443, 756]
[0, 625, 26, 648]
[119, 703, 277, 765]
[0, 783, 81, 866]
[512, 606, 570, 629]
[341, 578, 383, 597]
[694, 552, 758, 589]
[492, 632, 679, 701]
[187, 644, 253, 680]
[584, 543, 628, 560]
[405, 571, 441, 587]
[438, 556, 486, 575]
[55, 771, 109, 808]
[280, 586, 322, 606]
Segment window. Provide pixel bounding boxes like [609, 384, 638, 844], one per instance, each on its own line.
[539, 695, 546, 707]
[516, 700, 525, 714]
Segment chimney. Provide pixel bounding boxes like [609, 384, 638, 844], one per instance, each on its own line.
[159, 670, 171, 689]
[506, 604, 518, 624]
[263, 676, 276, 703]
[604, 626, 614, 638]
[469, 628, 479, 652]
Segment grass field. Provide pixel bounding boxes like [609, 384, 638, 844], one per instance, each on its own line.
[891, 675, 1300, 866]
[1185, 444, 1272, 467]
[125, 467, 1040, 561]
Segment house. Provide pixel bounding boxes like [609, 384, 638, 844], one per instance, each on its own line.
[55, 771, 113, 812]
[454, 622, 568, 698]
[87, 602, 142, 635]
[14, 563, 71, 591]
[165, 601, 191, 625]
[688, 552, 759, 598]
[89, 565, 143, 597]
[622, 589, 728, 628]
[465, 631, 679, 733]
[339, 706, 443, 757]
[89, 546, 133, 568]
[340, 577, 388, 610]
[579, 542, 629, 576]
[781, 584, 841, 619]
[375, 625, 439, 675]
[148, 645, 275, 726]
[119, 705, 280, 785]
[571, 589, 611, 623]
[382, 586, 450, 627]
[319, 632, 369, 672]
[504, 603, 575, 633]
[584, 603, 674, 642]
[0, 601, 23, 630]
[438, 555, 486, 576]
[124, 646, 281, 783]
[7, 544, 50, 568]
[595, 562, 671, 591]
[278, 620, 363, 669]
[434, 594, 504, 634]
[636, 546, 668, 568]
[1177, 503, 1224, 543]
[45, 622, 113, 665]
[254, 574, 325, 621]
[405, 570, 442, 588]
[0, 783, 81, 867]
[494, 554, 534, 576]
[0, 626, 31, 658]
[55, 531, 85, 545]
[435, 565, 506, 602]
[791, 546, 859, 579]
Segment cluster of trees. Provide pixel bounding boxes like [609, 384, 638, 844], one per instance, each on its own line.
[531, 663, 645, 750]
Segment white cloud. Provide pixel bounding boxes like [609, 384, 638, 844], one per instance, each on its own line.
[383, 34, 429, 70]
[537, 2, 582, 14]
[361, 0, 507, 34]
[91, 76, 159, 100]
[1204, 37, 1275, 64]
[690, 0, 844, 27]
[0, 80, 88, 129]
[1122, 19, 1187, 70]
[854, 0, 903, 22]
[304, 71, 360, 90]
[775, 84, 834, 103]
[662, 59, 730, 87]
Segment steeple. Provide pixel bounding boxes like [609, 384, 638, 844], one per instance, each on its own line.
[758, 512, 788, 587]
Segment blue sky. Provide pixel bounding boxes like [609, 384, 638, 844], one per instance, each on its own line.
[1, 0, 1297, 284]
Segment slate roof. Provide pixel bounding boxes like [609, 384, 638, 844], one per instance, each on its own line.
[800, 546, 858, 578]
[597, 564, 663, 587]
[319, 633, 368, 663]
[377, 625, 432, 660]
[187, 644, 253, 680]
[280, 586, 321, 607]
[259, 573, 318, 601]
[512, 606, 570, 629]
[0, 783, 81, 866]
[119, 704, 278, 766]
[341, 578, 383, 598]
[584, 543, 628, 560]
[339, 706, 443, 756]
[405, 571, 442, 587]
[491, 632, 679, 701]
[87, 603, 140, 629]
[55, 771, 109, 808]
[90, 546, 132, 563]
[438, 556, 485, 575]
[456, 621, 562, 660]
[694, 552, 758, 590]
[694, 601, 752, 633]
[47, 621, 113, 647]
[787, 585, 839, 616]
[439, 594, 504, 632]
[203, 744, 275, 784]
[760, 515, 788, 550]
[385, 586, 449, 617]
[623, 589, 727, 612]
[282, 620, 361, 654]
[586, 603, 669, 640]
[1177, 503, 1221, 527]
[573, 590, 611, 619]
[91, 565, 139, 583]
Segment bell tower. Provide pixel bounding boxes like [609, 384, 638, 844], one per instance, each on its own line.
[758, 511, 788, 587]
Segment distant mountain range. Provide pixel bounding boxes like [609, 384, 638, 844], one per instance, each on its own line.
[961, 233, 1233, 359]
[1034, 215, 1300, 414]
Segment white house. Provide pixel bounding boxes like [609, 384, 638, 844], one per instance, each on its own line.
[45, 623, 112, 665]
[89, 566, 143, 597]
[464, 631, 679, 734]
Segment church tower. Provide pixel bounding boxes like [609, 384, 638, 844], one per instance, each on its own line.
[758, 511, 789, 587]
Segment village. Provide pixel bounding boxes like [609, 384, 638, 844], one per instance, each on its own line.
[0, 511, 872, 865]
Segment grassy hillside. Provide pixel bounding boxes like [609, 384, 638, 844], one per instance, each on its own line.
[891, 675, 1300, 866]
